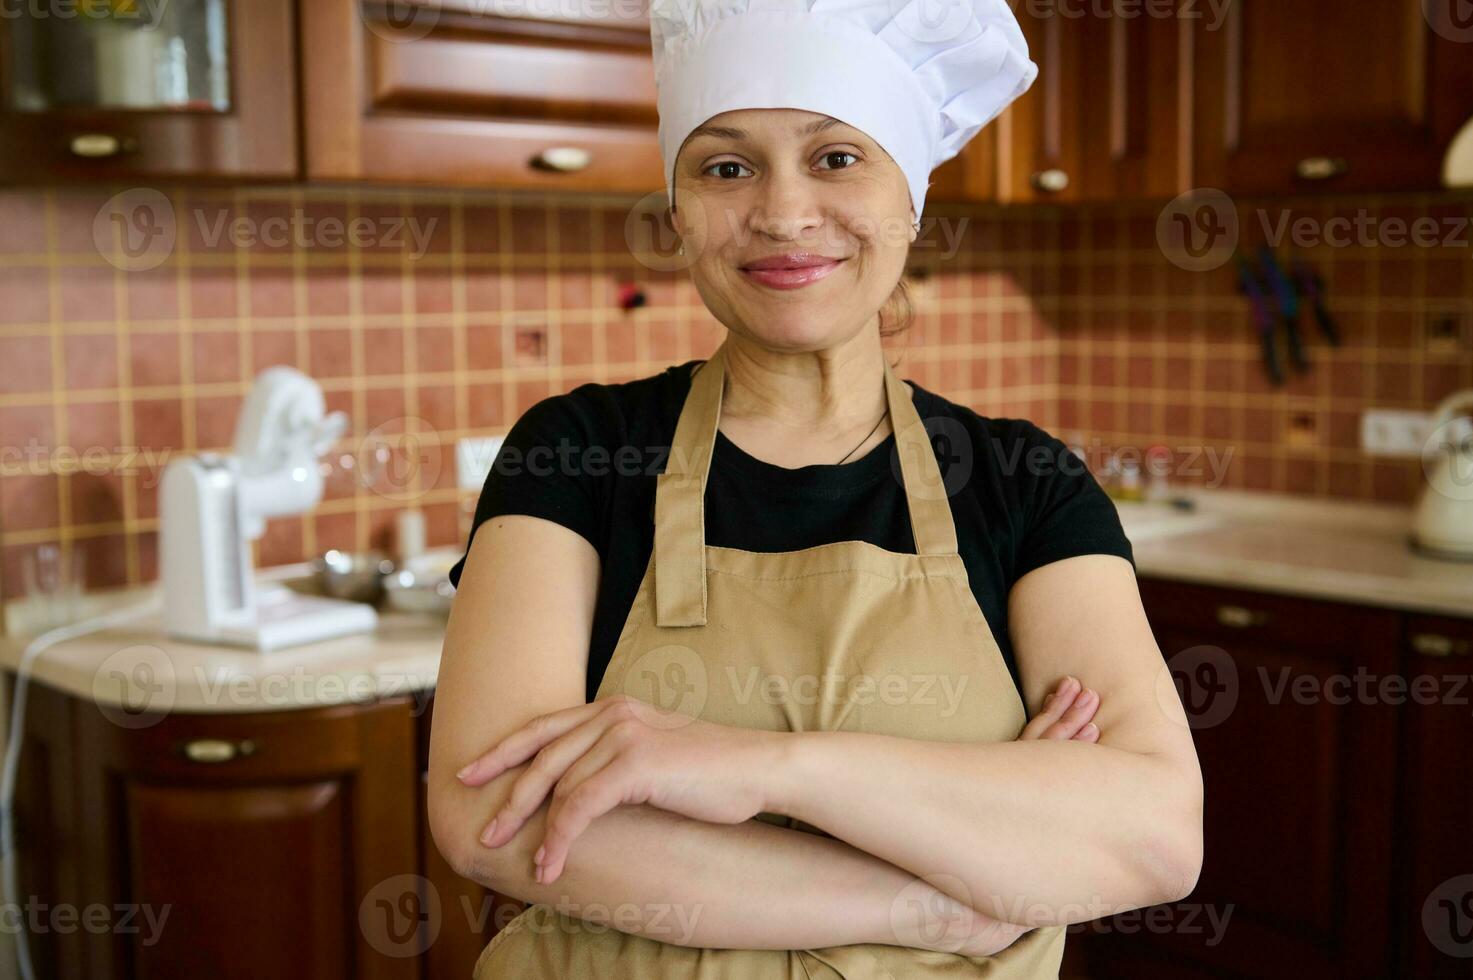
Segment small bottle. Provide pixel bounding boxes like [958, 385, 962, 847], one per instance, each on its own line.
[1117, 455, 1144, 502]
[396, 509, 426, 565]
[1145, 445, 1172, 504]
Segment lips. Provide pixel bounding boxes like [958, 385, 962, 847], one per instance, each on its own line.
[740, 252, 847, 290]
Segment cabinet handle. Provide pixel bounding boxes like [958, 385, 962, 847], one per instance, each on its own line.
[70, 134, 130, 159]
[1030, 169, 1070, 194]
[1216, 605, 1271, 629]
[530, 147, 592, 174]
[1295, 157, 1348, 181]
[1411, 633, 1471, 658]
[180, 738, 258, 764]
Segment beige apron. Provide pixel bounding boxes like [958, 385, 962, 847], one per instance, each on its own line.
[473, 343, 1065, 979]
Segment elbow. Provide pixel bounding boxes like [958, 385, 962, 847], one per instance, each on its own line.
[1141, 776, 1204, 906]
[428, 780, 502, 890]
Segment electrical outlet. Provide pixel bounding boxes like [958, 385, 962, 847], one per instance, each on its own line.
[457, 436, 506, 491]
[1361, 409, 1430, 458]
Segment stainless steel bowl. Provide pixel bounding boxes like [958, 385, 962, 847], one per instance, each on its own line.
[313, 549, 395, 603]
[383, 555, 457, 615]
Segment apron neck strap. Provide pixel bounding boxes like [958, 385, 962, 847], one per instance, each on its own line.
[654, 343, 959, 627]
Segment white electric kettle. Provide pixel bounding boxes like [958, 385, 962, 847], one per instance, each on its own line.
[1411, 389, 1473, 561]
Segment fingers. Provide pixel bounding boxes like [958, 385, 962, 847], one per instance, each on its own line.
[537, 740, 640, 883]
[1019, 676, 1100, 742]
[457, 701, 602, 787]
[479, 720, 608, 848]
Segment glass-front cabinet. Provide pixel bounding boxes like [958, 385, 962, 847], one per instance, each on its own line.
[0, 0, 297, 181]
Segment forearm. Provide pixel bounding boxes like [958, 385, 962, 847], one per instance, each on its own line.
[770, 732, 1203, 927]
[447, 784, 993, 951]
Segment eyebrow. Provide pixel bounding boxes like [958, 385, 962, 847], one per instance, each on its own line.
[686, 115, 848, 143]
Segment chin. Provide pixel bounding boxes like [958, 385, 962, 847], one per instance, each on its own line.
[738, 314, 855, 352]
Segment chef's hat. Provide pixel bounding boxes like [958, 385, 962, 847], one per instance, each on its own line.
[650, 0, 1038, 231]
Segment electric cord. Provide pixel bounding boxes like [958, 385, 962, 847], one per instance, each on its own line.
[0, 593, 164, 980]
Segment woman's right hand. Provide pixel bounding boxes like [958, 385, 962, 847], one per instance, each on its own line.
[938, 677, 1103, 957]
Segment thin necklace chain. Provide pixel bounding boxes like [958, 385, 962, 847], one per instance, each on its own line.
[836, 409, 888, 465]
[699, 358, 889, 466]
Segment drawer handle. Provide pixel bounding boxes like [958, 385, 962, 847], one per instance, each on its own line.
[530, 147, 592, 173]
[181, 738, 258, 764]
[1030, 169, 1070, 194]
[1295, 156, 1348, 181]
[1216, 605, 1271, 629]
[1411, 633, 1471, 658]
[70, 133, 132, 158]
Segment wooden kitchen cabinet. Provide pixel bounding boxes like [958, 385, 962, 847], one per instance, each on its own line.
[0, 0, 298, 183]
[1396, 614, 1473, 978]
[303, 0, 664, 193]
[930, 3, 1187, 205]
[1079, 578, 1404, 979]
[13, 686, 422, 979]
[1189, 0, 1473, 195]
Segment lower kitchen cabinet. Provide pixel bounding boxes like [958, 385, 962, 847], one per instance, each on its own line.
[1077, 577, 1472, 979]
[1398, 613, 1473, 979]
[10, 684, 520, 979]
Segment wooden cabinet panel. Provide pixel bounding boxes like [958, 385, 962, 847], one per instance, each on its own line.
[1397, 614, 1473, 977]
[0, 0, 298, 183]
[306, 0, 663, 193]
[932, 5, 1187, 206]
[1077, 5, 1188, 201]
[1190, 0, 1473, 194]
[1082, 578, 1401, 979]
[999, 2, 1087, 204]
[54, 698, 420, 979]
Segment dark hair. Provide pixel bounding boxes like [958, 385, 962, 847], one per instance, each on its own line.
[878, 276, 914, 339]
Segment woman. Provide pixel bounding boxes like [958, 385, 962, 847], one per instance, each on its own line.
[429, 1, 1204, 977]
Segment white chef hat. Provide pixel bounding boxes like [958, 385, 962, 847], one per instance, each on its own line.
[650, 0, 1038, 232]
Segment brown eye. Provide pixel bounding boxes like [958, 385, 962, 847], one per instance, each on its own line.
[703, 161, 752, 179]
[818, 151, 859, 171]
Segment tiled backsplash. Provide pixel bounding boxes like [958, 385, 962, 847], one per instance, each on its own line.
[0, 187, 1468, 597]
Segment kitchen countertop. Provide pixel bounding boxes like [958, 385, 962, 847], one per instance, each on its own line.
[2, 490, 1468, 713]
[0, 553, 454, 715]
[1116, 488, 1473, 618]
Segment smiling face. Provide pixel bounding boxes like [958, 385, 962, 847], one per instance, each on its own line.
[669, 108, 917, 353]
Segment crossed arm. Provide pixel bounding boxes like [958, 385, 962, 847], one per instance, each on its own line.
[428, 516, 1203, 950]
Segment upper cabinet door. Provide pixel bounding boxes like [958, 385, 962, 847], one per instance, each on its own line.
[930, 3, 1187, 206]
[1077, 4, 1189, 201]
[999, 2, 1087, 204]
[0, 0, 298, 182]
[304, 0, 663, 193]
[1192, 0, 1473, 194]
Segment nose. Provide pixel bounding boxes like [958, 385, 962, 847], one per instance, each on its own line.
[747, 165, 826, 241]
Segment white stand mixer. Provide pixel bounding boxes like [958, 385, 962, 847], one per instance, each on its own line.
[160, 366, 378, 651]
[1412, 389, 1473, 562]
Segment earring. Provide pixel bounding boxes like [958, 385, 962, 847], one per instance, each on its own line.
[677, 242, 686, 256]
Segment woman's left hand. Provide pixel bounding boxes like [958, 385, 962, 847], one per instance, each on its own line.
[455, 694, 780, 884]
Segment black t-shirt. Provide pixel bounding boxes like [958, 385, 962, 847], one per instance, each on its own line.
[448, 358, 1136, 704]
